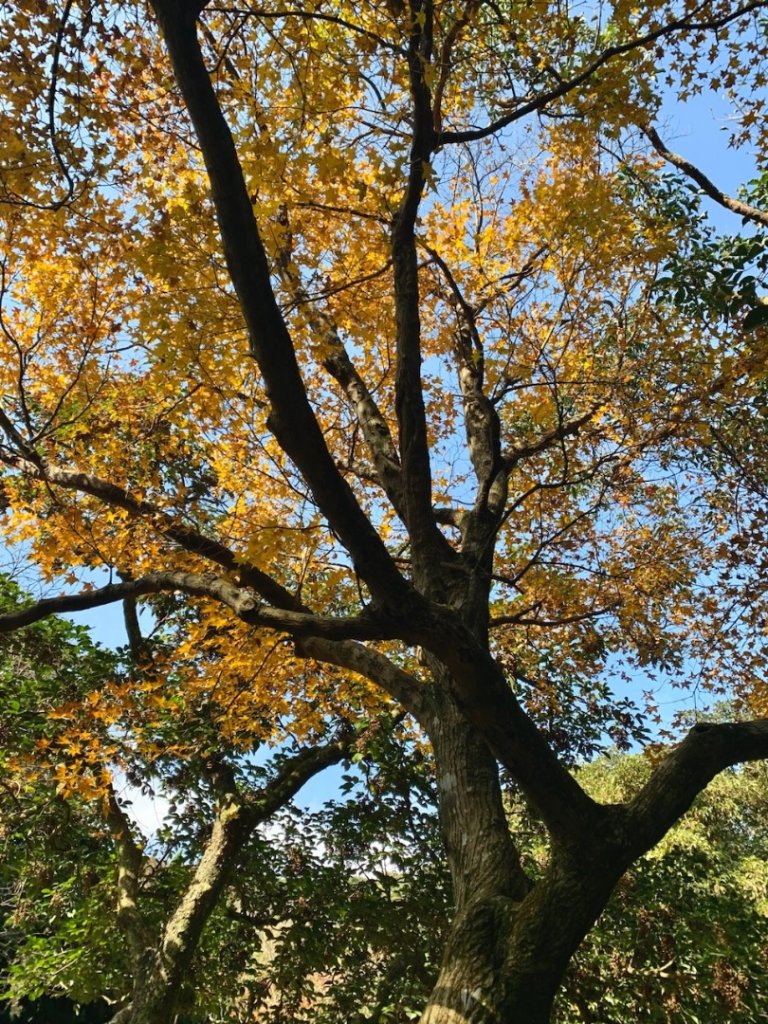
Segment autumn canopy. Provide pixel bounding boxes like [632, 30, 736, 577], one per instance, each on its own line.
[2, 0, 768, 1021]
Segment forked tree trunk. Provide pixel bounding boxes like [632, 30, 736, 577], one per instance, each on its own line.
[108, 737, 354, 1024]
[111, 792, 249, 1024]
[422, 675, 626, 1024]
[419, 843, 626, 1024]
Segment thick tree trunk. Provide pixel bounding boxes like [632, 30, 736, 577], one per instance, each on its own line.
[427, 685, 529, 910]
[423, 667, 627, 1024]
[419, 846, 624, 1024]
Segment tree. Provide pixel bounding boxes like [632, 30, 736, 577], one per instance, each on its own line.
[0, 587, 443, 1024]
[193, 726, 451, 1023]
[2, 0, 768, 1021]
[0, 579, 361, 1023]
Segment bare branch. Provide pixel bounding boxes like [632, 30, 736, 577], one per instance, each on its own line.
[46, 0, 78, 207]
[644, 124, 768, 228]
[300, 635, 427, 717]
[244, 724, 357, 818]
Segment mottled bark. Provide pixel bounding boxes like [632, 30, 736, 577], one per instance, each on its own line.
[419, 858, 618, 1024]
[117, 783, 250, 1024]
[108, 737, 354, 1024]
[427, 685, 529, 911]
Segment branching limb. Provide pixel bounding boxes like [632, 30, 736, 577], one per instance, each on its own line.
[243, 722, 357, 818]
[207, 5, 405, 56]
[624, 719, 768, 860]
[299, 635, 427, 718]
[272, 207, 406, 518]
[0, 572, 422, 644]
[490, 599, 621, 629]
[503, 404, 603, 472]
[426, 625, 605, 842]
[0, 451, 302, 611]
[126, 726, 356, 1022]
[323, 344, 406, 513]
[0, 567, 602, 839]
[644, 124, 768, 228]
[431, 0, 480, 133]
[427, 246, 504, 516]
[150, 0, 409, 607]
[439, 1, 768, 145]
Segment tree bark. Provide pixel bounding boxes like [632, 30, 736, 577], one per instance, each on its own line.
[419, 838, 626, 1024]
[421, 658, 629, 1024]
[107, 736, 355, 1024]
[427, 685, 529, 911]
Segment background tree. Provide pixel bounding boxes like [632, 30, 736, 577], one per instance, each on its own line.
[0, 580, 121, 1022]
[3, 0, 768, 1021]
[0, 579, 362, 1024]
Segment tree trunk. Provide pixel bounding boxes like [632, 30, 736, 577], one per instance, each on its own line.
[427, 684, 529, 911]
[110, 786, 250, 1024]
[423, 668, 627, 1024]
[419, 846, 625, 1024]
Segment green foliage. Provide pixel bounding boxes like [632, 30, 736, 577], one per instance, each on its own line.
[188, 728, 450, 1023]
[0, 578, 126, 1010]
[650, 172, 768, 328]
[3, 569, 767, 1024]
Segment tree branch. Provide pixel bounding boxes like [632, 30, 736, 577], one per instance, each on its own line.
[244, 724, 356, 818]
[624, 719, 768, 859]
[644, 124, 768, 228]
[129, 729, 355, 1021]
[207, 5, 405, 56]
[0, 572, 419, 644]
[150, 0, 410, 607]
[390, 0, 457, 574]
[438, 1, 768, 146]
[423, 621, 604, 841]
[431, 0, 480, 133]
[271, 206, 406, 518]
[0, 451, 303, 611]
[427, 246, 504, 515]
[299, 635, 427, 718]
[104, 785, 153, 969]
[490, 600, 621, 629]
[503, 404, 602, 471]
